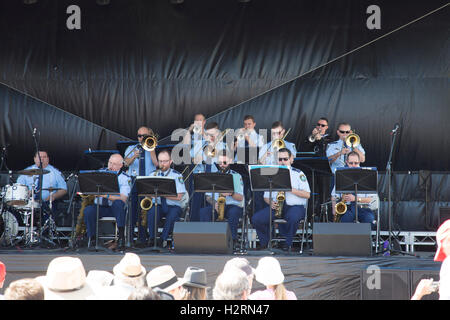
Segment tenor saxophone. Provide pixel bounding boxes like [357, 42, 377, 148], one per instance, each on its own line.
[75, 194, 95, 238]
[217, 194, 226, 221]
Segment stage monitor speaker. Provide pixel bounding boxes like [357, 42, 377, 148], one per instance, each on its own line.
[361, 268, 410, 300]
[173, 222, 233, 254]
[313, 223, 372, 256]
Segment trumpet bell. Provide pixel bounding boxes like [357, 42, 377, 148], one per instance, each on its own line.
[142, 135, 157, 152]
[345, 133, 360, 148]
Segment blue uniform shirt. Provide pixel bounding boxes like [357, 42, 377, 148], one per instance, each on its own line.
[326, 139, 365, 173]
[258, 140, 297, 165]
[125, 144, 157, 176]
[17, 164, 67, 201]
[150, 168, 187, 208]
[190, 141, 226, 173]
[93, 170, 131, 206]
[264, 167, 310, 206]
[205, 167, 244, 208]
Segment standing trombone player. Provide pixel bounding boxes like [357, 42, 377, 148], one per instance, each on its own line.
[124, 126, 159, 246]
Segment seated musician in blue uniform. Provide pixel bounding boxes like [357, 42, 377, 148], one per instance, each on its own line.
[251, 148, 310, 251]
[199, 149, 244, 249]
[17, 150, 67, 222]
[146, 149, 187, 248]
[331, 151, 377, 227]
[124, 126, 158, 246]
[84, 153, 131, 250]
[188, 121, 226, 221]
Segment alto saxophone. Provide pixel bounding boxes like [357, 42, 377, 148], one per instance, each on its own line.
[138, 169, 160, 227]
[334, 198, 347, 222]
[275, 191, 285, 218]
[75, 194, 95, 238]
[217, 194, 226, 221]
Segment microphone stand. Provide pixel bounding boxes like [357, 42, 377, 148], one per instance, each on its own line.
[32, 129, 44, 246]
[65, 174, 79, 250]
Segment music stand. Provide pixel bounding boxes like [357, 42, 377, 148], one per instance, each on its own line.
[335, 167, 379, 249]
[135, 176, 178, 252]
[248, 165, 291, 255]
[78, 171, 120, 251]
[194, 173, 234, 222]
[294, 157, 332, 224]
[83, 150, 119, 170]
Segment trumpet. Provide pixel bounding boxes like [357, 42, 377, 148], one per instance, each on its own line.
[141, 134, 158, 152]
[275, 191, 285, 218]
[217, 194, 226, 221]
[334, 199, 347, 222]
[193, 125, 202, 135]
[308, 129, 322, 143]
[345, 133, 360, 149]
[236, 128, 247, 141]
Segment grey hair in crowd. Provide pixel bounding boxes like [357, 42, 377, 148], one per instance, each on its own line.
[212, 268, 249, 300]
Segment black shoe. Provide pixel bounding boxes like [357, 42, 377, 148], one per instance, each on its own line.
[135, 241, 147, 249]
[281, 242, 292, 252]
[117, 237, 125, 251]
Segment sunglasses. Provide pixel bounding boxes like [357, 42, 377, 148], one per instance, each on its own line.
[339, 130, 351, 134]
[218, 161, 228, 165]
[278, 157, 289, 161]
[347, 162, 360, 165]
[316, 123, 327, 127]
[137, 134, 146, 138]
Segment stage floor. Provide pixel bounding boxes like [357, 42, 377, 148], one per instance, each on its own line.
[0, 245, 440, 300]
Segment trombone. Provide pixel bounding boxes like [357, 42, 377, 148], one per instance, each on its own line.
[259, 128, 291, 164]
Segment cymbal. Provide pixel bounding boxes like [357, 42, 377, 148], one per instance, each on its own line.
[16, 169, 50, 176]
[42, 187, 63, 192]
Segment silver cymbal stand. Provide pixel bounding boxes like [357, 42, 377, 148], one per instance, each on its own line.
[24, 182, 39, 246]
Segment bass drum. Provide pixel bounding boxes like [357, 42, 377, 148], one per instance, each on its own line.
[0, 210, 19, 243]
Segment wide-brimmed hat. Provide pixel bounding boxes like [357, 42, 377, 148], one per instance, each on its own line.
[86, 270, 114, 287]
[434, 219, 450, 262]
[146, 265, 187, 292]
[113, 253, 146, 278]
[223, 258, 255, 278]
[35, 257, 99, 300]
[183, 267, 209, 289]
[254, 257, 284, 286]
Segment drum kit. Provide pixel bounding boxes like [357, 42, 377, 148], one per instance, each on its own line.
[0, 168, 63, 247]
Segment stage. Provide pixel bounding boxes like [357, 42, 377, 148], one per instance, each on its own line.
[0, 245, 441, 300]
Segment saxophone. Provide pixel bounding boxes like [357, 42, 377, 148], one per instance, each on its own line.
[217, 194, 226, 221]
[334, 198, 347, 222]
[138, 169, 160, 227]
[275, 191, 285, 218]
[75, 194, 95, 238]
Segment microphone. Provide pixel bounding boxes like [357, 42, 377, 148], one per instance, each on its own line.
[390, 123, 400, 134]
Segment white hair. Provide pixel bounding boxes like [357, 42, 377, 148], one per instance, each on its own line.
[213, 268, 249, 300]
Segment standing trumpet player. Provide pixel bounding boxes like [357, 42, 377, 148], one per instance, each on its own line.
[124, 126, 159, 246]
[198, 150, 244, 249]
[303, 117, 330, 156]
[251, 148, 310, 252]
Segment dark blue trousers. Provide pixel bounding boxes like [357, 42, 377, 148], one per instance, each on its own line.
[147, 205, 182, 241]
[199, 204, 243, 240]
[340, 203, 375, 227]
[251, 204, 305, 247]
[130, 184, 148, 242]
[84, 200, 126, 238]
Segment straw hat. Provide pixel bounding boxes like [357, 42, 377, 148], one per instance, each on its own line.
[35, 257, 99, 300]
[146, 265, 186, 292]
[113, 253, 146, 278]
[254, 257, 284, 286]
[86, 270, 114, 287]
[183, 267, 209, 289]
[434, 219, 450, 262]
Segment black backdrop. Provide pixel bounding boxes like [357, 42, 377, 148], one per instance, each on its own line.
[0, 0, 449, 172]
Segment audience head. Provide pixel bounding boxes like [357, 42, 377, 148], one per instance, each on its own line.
[254, 256, 284, 287]
[435, 219, 450, 262]
[128, 287, 161, 300]
[113, 253, 147, 288]
[146, 265, 187, 300]
[213, 267, 249, 300]
[223, 257, 255, 290]
[86, 270, 114, 287]
[35, 256, 99, 300]
[4, 278, 44, 300]
[182, 266, 209, 300]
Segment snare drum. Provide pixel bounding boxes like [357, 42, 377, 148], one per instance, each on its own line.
[15, 199, 41, 211]
[4, 184, 29, 206]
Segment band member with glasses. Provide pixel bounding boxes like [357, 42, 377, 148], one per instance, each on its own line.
[302, 117, 331, 156]
[199, 150, 244, 250]
[331, 151, 376, 226]
[147, 149, 187, 248]
[124, 126, 159, 246]
[84, 154, 131, 250]
[251, 148, 310, 252]
[326, 122, 365, 174]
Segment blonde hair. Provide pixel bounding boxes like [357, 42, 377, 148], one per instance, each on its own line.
[182, 286, 208, 300]
[273, 283, 288, 300]
[4, 278, 45, 300]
